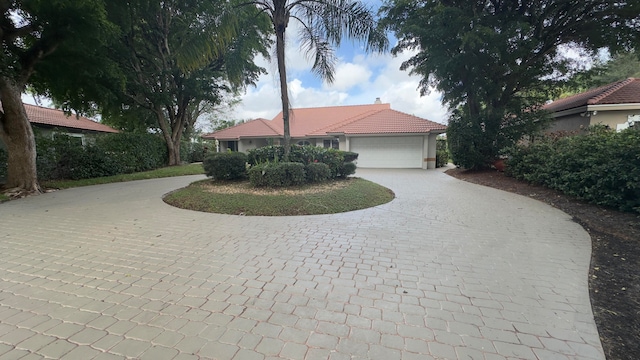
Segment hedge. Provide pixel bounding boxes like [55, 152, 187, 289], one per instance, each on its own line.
[305, 162, 331, 183]
[247, 145, 357, 179]
[249, 162, 306, 187]
[203, 152, 248, 180]
[506, 126, 640, 213]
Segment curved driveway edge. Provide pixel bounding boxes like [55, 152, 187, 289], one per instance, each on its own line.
[0, 169, 603, 359]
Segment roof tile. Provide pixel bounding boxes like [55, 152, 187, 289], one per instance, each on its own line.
[544, 78, 640, 113]
[203, 103, 446, 139]
[25, 104, 119, 133]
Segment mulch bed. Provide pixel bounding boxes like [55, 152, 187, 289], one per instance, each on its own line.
[445, 168, 640, 360]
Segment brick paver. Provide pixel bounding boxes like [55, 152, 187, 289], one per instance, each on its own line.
[0, 169, 603, 359]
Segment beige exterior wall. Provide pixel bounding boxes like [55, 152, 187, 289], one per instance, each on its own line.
[238, 138, 269, 152]
[423, 133, 438, 169]
[589, 109, 640, 130]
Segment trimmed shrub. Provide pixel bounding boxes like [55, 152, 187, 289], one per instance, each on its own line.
[338, 162, 357, 178]
[249, 162, 306, 187]
[342, 151, 359, 163]
[247, 145, 356, 181]
[305, 162, 331, 183]
[203, 152, 248, 180]
[95, 133, 167, 173]
[506, 126, 640, 213]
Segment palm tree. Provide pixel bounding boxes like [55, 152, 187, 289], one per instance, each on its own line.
[246, 0, 388, 159]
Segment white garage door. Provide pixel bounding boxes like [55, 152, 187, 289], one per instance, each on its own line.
[350, 136, 423, 168]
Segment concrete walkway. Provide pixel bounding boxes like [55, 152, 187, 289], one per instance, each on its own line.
[0, 169, 603, 359]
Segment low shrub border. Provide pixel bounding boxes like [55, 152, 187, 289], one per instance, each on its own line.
[506, 126, 640, 214]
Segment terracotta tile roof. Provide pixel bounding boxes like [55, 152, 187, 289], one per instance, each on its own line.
[327, 109, 447, 135]
[202, 118, 280, 140]
[25, 104, 119, 133]
[203, 103, 446, 140]
[544, 78, 640, 113]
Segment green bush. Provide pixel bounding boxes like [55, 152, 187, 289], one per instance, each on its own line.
[249, 162, 306, 187]
[181, 141, 207, 163]
[342, 151, 359, 163]
[305, 162, 331, 183]
[506, 126, 640, 213]
[96, 133, 167, 173]
[203, 152, 247, 180]
[338, 162, 357, 178]
[247, 145, 356, 180]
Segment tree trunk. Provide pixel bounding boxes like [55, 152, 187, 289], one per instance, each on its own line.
[0, 77, 40, 193]
[274, 17, 291, 161]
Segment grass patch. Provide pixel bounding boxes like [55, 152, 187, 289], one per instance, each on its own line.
[0, 193, 8, 203]
[164, 177, 394, 216]
[42, 163, 205, 190]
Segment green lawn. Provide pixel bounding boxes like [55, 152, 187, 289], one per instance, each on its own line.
[164, 178, 394, 216]
[42, 163, 205, 190]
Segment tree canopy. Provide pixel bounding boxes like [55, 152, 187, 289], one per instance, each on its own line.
[381, 0, 640, 168]
[0, 0, 114, 192]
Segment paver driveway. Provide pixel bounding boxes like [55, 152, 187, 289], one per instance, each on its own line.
[0, 169, 603, 360]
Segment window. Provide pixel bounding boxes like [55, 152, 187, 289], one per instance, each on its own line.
[227, 141, 238, 151]
[323, 139, 339, 149]
[297, 140, 311, 146]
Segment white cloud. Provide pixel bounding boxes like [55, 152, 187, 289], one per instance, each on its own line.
[229, 39, 451, 125]
[322, 62, 372, 92]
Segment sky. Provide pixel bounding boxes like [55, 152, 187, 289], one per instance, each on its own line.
[226, 21, 450, 127]
[23, 0, 451, 128]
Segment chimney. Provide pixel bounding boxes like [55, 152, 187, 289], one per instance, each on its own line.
[374, 97, 382, 104]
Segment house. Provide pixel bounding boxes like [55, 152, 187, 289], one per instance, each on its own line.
[544, 78, 640, 132]
[23, 103, 119, 145]
[203, 101, 447, 169]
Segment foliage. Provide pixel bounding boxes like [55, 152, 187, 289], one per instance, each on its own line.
[506, 127, 640, 213]
[338, 162, 357, 178]
[203, 152, 248, 181]
[42, 164, 204, 190]
[342, 151, 359, 163]
[243, 0, 387, 159]
[249, 162, 306, 187]
[0, 148, 6, 182]
[0, 0, 116, 191]
[305, 162, 331, 183]
[181, 142, 208, 163]
[247, 145, 357, 179]
[562, 50, 640, 97]
[435, 138, 448, 168]
[35, 132, 168, 181]
[381, 0, 640, 169]
[164, 178, 394, 215]
[53, 0, 272, 166]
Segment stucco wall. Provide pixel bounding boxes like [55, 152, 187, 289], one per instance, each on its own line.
[590, 109, 640, 130]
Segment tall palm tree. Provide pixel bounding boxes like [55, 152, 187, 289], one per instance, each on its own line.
[247, 0, 388, 159]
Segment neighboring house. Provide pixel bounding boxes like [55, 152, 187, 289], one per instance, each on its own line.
[23, 103, 119, 145]
[544, 78, 640, 132]
[203, 100, 447, 169]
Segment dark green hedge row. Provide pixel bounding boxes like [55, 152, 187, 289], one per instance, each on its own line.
[436, 138, 449, 168]
[247, 145, 357, 179]
[203, 152, 247, 180]
[506, 126, 640, 213]
[36, 132, 168, 181]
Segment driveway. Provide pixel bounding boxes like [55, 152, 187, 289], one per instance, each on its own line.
[0, 169, 603, 359]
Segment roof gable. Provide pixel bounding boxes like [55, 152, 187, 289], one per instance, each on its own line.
[544, 78, 640, 113]
[25, 104, 119, 133]
[203, 103, 446, 140]
[202, 118, 280, 140]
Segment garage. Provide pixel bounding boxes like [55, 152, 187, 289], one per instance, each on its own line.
[350, 136, 424, 168]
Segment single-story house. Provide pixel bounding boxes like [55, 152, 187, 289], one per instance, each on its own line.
[24, 103, 119, 145]
[544, 77, 640, 132]
[202, 100, 447, 169]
